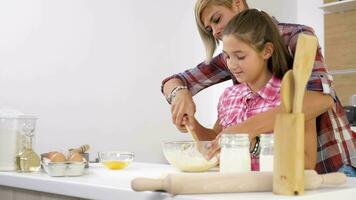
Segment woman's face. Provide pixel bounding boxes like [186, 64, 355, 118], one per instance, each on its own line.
[222, 35, 271, 90]
[201, 5, 238, 41]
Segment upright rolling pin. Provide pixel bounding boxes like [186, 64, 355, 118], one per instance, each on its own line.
[131, 170, 346, 195]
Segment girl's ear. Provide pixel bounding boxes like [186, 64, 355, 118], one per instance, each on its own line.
[263, 42, 274, 60]
[233, 0, 247, 13]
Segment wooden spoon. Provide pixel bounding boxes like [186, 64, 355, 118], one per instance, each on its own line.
[185, 124, 210, 159]
[292, 34, 318, 113]
[280, 70, 295, 113]
[185, 124, 199, 142]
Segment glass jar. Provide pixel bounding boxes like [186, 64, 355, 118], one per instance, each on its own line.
[16, 117, 40, 172]
[0, 108, 38, 172]
[219, 133, 251, 173]
[259, 133, 274, 171]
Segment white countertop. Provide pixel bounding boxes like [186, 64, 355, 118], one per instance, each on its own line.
[0, 162, 356, 200]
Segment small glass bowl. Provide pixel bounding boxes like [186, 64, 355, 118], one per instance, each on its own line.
[98, 151, 134, 170]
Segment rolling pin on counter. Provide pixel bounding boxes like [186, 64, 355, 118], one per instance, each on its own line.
[1, 162, 356, 200]
[131, 170, 346, 194]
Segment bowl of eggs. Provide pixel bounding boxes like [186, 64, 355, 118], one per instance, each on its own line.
[98, 151, 134, 170]
[41, 151, 87, 177]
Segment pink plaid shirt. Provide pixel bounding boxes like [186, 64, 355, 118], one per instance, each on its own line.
[162, 21, 356, 173]
[217, 75, 281, 129]
[217, 75, 281, 171]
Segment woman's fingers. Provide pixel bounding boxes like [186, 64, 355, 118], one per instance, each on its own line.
[170, 91, 196, 133]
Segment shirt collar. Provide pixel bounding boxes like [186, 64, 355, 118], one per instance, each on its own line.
[258, 75, 281, 101]
[239, 75, 281, 102]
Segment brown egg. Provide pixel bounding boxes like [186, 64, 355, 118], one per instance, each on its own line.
[48, 152, 66, 163]
[47, 151, 57, 158]
[68, 152, 83, 162]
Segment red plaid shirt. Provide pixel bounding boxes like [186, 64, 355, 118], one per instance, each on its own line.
[162, 22, 356, 173]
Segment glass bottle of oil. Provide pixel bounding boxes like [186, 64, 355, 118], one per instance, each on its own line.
[16, 133, 40, 172]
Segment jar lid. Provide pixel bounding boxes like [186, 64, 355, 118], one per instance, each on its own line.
[0, 107, 37, 119]
[220, 133, 249, 146]
[260, 133, 274, 139]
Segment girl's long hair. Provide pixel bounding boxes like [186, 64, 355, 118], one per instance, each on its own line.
[223, 9, 292, 78]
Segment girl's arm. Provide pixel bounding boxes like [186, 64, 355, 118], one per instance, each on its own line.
[189, 118, 221, 141]
[224, 90, 334, 138]
[304, 118, 317, 169]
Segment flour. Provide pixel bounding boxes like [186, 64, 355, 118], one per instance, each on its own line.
[260, 155, 274, 171]
[219, 147, 251, 172]
[0, 128, 19, 170]
[164, 144, 217, 172]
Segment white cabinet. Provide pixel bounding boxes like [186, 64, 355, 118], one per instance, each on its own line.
[320, 0, 356, 13]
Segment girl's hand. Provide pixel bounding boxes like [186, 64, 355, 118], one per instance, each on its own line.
[206, 133, 222, 160]
[171, 89, 196, 133]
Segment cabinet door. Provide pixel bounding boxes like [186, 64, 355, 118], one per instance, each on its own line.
[324, 3, 356, 106]
[325, 9, 356, 70]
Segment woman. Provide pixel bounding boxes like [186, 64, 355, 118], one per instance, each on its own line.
[161, 0, 356, 175]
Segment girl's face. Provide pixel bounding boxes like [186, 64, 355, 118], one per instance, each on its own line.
[222, 35, 272, 91]
[201, 5, 238, 41]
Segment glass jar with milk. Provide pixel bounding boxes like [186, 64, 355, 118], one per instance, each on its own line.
[0, 108, 38, 172]
[219, 133, 251, 173]
[259, 133, 274, 171]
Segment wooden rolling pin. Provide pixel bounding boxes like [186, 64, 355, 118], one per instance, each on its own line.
[131, 170, 346, 195]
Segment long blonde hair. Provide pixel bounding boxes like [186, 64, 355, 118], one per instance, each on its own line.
[195, 0, 248, 64]
[223, 9, 292, 78]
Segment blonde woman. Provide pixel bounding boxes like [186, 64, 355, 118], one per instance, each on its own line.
[161, 0, 356, 175]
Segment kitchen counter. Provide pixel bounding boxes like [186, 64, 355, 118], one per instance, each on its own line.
[0, 162, 356, 200]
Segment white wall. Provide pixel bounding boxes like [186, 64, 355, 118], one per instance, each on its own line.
[0, 0, 325, 163]
[0, 0, 208, 163]
[297, 0, 325, 52]
[248, 0, 297, 23]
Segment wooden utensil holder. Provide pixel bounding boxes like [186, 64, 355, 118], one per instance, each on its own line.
[273, 113, 305, 195]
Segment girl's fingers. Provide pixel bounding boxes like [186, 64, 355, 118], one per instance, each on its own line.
[206, 139, 221, 160]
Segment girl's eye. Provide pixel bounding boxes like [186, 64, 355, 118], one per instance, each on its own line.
[206, 27, 212, 33]
[237, 56, 245, 60]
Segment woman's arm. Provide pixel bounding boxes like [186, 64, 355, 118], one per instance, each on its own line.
[163, 78, 196, 133]
[304, 118, 317, 169]
[161, 54, 231, 133]
[224, 90, 334, 138]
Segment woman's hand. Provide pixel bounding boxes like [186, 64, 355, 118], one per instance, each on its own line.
[171, 89, 196, 133]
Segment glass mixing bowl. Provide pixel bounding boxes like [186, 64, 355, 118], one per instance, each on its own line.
[162, 141, 218, 172]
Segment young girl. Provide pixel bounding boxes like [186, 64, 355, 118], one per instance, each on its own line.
[189, 9, 317, 170]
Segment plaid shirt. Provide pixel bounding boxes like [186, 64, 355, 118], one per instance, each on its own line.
[162, 22, 356, 173]
[218, 75, 281, 129]
[218, 75, 281, 171]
